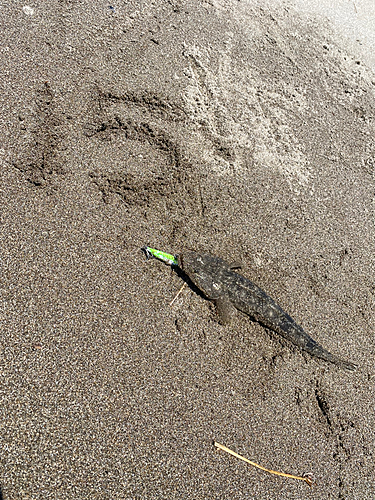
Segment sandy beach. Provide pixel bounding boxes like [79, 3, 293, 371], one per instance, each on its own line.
[1, 1, 374, 498]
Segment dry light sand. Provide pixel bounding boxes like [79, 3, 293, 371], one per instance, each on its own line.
[0, 1, 374, 499]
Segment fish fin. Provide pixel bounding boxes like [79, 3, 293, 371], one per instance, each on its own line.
[214, 298, 236, 325]
[229, 261, 242, 270]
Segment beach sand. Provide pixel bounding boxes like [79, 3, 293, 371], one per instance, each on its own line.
[1, 1, 374, 498]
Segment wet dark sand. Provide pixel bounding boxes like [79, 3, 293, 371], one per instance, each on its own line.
[1, 1, 374, 498]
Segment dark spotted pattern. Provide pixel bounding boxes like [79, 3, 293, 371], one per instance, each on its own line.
[179, 251, 356, 370]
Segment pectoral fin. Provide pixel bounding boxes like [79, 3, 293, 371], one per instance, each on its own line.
[214, 297, 236, 325]
[229, 261, 242, 270]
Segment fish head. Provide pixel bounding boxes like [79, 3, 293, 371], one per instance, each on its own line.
[178, 251, 227, 299]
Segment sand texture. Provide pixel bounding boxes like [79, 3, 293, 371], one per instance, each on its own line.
[1, 1, 374, 498]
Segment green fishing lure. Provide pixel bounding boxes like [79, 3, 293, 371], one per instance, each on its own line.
[142, 246, 178, 266]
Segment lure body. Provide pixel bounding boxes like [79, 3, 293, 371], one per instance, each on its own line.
[143, 247, 178, 266]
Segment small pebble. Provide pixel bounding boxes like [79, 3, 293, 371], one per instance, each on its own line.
[23, 5, 34, 16]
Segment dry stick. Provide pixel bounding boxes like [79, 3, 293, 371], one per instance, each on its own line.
[214, 442, 313, 487]
[170, 282, 187, 306]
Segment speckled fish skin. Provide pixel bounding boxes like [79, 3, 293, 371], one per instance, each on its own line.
[178, 251, 356, 371]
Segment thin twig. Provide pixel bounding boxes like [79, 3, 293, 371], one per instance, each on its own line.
[214, 442, 314, 487]
[169, 282, 187, 306]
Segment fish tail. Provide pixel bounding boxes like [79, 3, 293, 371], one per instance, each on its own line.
[278, 320, 357, 371]
[306, 342, 357, 371]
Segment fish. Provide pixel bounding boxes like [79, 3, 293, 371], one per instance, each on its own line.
[144, 247, 357, 370]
